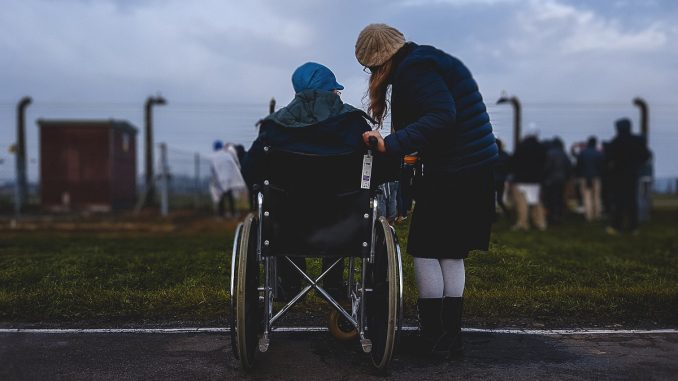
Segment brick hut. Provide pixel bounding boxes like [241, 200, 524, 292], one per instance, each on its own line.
[39, 119, 138, 211]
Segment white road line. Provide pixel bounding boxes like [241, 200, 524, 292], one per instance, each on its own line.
[0, 327, 676, 335]
[463, 328, 678, 335]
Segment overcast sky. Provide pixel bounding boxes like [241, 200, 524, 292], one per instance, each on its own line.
[1, 0, 677, 178]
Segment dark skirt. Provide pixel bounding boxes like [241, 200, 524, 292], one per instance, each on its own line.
[407, 167, 495, 259]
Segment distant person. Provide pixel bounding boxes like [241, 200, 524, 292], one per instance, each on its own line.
[601, 140, 614, 215]
[570, 141, 587, 214]
[510, 127, 547, 231]
[604, 118, 650, 234]
[211, 140, 247, 217]
[493, 139, 511, 218]
[543, 137, 571, 225]
[232, 143, 255, 210]
[637, 149, 654, 222]
[210, 140, 246, 218]
[356, 23, 498, 357]
[577, 136, 604, 221]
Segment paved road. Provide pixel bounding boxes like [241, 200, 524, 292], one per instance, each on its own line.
[1, 331, 677, 380]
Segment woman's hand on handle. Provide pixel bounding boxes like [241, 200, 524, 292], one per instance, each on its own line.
[362, 131, 386, 153]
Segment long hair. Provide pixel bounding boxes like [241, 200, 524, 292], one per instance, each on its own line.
[366, 59, 394, 127]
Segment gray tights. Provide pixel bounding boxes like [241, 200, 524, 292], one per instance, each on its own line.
[413, 257, 465, 298]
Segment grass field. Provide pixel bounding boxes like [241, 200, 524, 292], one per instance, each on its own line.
[1, 206, 677, 328]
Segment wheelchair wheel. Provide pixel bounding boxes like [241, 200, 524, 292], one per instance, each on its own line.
[366, 217, 401, 373]
[328, 309, 358, 342]
[234, 213, 262, 370]
[229, 222, 244, 360]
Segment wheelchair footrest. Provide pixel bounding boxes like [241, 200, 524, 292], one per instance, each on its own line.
[258, 334, 270, 353]
[360, 338, 372, 353]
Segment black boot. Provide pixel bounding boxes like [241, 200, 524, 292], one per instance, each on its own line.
[416, 298, 443, 354]
[434, 297, 464, 357]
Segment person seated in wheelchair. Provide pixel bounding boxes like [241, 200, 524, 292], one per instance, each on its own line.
[243, 62, 397, 302]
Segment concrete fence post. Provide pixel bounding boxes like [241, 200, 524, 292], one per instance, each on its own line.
[194, 152, 200, 208]
[496, 92, 521, 151]
[159, 143, 169, 217]
[15, 96, 32, 216]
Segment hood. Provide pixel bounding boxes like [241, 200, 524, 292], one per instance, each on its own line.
[265, 90, 361, 128]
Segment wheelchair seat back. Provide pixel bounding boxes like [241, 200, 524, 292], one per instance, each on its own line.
[260, 149, 372, 258]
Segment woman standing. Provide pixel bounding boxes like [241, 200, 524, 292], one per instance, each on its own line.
[355, 24, 498, 356]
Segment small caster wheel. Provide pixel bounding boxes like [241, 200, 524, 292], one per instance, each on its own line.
[328, 309, 358, 341]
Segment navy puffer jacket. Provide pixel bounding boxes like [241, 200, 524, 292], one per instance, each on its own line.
[385, 43, 498, 175]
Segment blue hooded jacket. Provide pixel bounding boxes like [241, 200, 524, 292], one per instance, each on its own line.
[243, 90, 398, 188]
[385, 43, 498, 175]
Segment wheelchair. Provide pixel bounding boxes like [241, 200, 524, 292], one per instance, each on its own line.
[230, 144, 403, 373]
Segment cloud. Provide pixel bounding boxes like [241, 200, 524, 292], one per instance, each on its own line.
[0, 0, 314, 101]
[462, 0, 678, 102]
[397, 0, 517, 6]
[521, 0, 668, 54]
[1, 0, 677, 176]
[2, 0, 674, 104]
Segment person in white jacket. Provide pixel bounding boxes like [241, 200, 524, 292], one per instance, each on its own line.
[210, 140, 246, 217]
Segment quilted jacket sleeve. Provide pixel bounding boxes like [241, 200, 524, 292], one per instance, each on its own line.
[384, 62, 456, 155]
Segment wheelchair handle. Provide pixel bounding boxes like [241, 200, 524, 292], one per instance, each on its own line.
[367, 136, 379, 150]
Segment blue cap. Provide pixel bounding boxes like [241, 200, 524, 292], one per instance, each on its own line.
[213, 140, 223, 151]
[291, 62, 344, 93]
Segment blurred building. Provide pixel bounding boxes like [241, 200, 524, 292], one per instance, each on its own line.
[38, 119, 137, 211]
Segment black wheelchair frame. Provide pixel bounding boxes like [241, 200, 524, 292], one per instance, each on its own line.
[230, 148, 403, 373]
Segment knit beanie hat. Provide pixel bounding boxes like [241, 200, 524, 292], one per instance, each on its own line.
[355, 23, 406, 68]
[291, 62, 344, 94]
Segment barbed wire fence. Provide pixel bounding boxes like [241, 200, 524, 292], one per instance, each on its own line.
[151, 143, 256, 216]
[1, 99, 677, 216]
[0, 143, 39, 213]
[154, 144, 214, 213]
